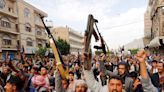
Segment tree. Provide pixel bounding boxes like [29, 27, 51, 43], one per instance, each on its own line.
[56, 38, 70, 55]
[128, 49, 139, 55]
[35, 47, 47, 58]
[95, 50, 113, 55]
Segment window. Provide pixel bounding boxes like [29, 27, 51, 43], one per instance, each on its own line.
[37, 40, 42, 47]
[16, 24, 19, 32]
[35, 15, 41, 23]
[2, 35, 11, 45]
[44, 30, 47, 35]
[37, 31, 42, 35]
[38, 44, 42, 47]
[36, 28, 42, 35]
[26, 38, 33, 46]
[24, 8, 30, 17]
[25, 23, 31, 32]
[38, 43, 42, 47]
[8, 7, 14, 13]
[0, 0, 5, 9]
[0, 17, 11, 28]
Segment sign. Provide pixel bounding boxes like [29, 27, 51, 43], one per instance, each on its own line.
[25, 47, 36, 54]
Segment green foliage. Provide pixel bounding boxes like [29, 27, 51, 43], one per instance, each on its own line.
[35, 47, 47, 57]
[128, 49, 139, 55]
[56, 38, 70, 55]
[95, 50, 102, 55]
[95, 50, 113, 55]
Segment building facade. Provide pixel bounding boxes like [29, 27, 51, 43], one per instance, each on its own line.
[0, 0, 48, 59]
[17, 0, 47, 54]
[144, 0, 164, 54]
[52, 26, 84, 55]
[0, 0, 18, 59]
[144, 8, 152, 46]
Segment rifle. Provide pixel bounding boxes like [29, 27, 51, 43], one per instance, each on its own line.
[39, 15, 69, 79]
[94, 23, 109, 55]
[84, 14, 110, 66]
[83, 14, 98, 70]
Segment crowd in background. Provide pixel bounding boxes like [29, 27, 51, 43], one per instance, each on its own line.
[0, 50, 163, 92]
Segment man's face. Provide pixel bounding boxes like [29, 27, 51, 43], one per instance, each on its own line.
[95, 63, 100, 69]
[62, 80, 69, 90]
[3, 67, 9, 75]
[31, 68, 35, 74]
[4, 83, 16, 92]
[75, 85, 87, 92]
[63, 57, 68, 64]
[108, 79, 123, 92]
[100, 71, 105, 77]
[69, 73, 74, 81]
[157, 63, 164, 73]
[152, 62, 157, 68]
[40, 67, 47, 75]
[118, 65, 126, 75]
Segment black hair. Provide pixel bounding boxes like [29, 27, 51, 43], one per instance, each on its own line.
[108, 75, 123, 84]
[118, 61, 129, 76]
[39, 66, 48, 71]
[118, 61, 129, 68]
[6, 76, 23, 91]
[129, 71, 138, 79]
[152, 60, 158, 63]
[69, 71, 74, 76]
[158, 61, 164, 67]
[62, 78, 69, 84]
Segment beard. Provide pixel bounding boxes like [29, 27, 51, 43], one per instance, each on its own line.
[112, 89, 119, 92]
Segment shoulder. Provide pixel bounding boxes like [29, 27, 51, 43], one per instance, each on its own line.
[102, 85, 108, 92]
[125, 76, 133, 82]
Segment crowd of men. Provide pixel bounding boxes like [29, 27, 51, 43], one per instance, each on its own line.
[0, 50, 163, 92]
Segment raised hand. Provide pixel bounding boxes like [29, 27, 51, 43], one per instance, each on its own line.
[82, 53, 92, 70]
[136, 49, 148, 79]
[135, 49, 147, 63]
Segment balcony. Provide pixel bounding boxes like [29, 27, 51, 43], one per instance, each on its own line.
[0, 24, 19, 35]
[1, 45, 18, 51]
[69, 36, 83, 43]
[35, 22, 44, 28]
[36, 34, 47, 40]
[34, 17, 45, 28]
[70, 44, 83, 49]
[0, 9, 18, 19]
[36, 36, 47, 40]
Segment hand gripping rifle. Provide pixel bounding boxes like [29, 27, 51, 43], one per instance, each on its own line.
[83, 14, 110, 70]
[40, 15, 69, 79]
[83, 14, 98, 70]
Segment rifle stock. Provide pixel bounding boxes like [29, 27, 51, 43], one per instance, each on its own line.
[83, 14, 96, 70]
[40, 15, 69, 79]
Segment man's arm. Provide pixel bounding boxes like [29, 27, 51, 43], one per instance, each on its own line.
[136, 50, 158, 92]
[55, 69, 65, 92]
[83, 53, 102, 92]
[99, 61, 117, 76]
[83, 69, 102, 92]
[99, 55, 117, 76]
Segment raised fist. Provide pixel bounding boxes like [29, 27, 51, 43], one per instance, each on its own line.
[135, 49, 147, 63]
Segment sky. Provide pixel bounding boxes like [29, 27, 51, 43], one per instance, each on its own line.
[26, 0, 148, 49]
